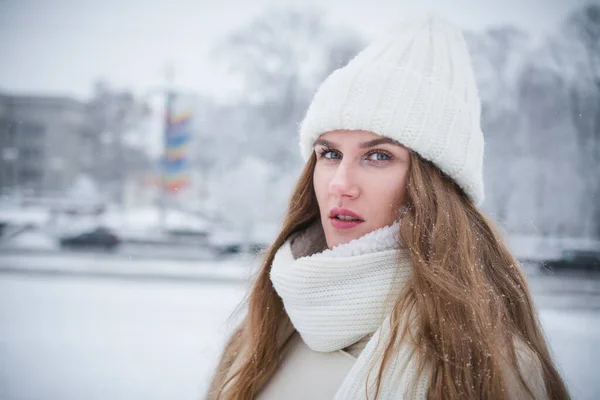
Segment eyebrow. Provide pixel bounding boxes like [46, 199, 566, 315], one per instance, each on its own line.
[313, 137, 402, 149]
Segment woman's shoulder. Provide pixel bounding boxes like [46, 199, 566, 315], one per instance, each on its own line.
[503, 337, 548, 400]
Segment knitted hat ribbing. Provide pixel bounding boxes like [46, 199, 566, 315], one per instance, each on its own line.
[299, 15, 484, 205]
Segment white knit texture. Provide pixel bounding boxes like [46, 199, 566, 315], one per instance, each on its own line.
[315, 220, 401, 258]
[299, 15, 485, 205]
[270, 222, 429, 399]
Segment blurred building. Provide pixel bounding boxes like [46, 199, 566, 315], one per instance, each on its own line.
[0, 93, 86, 196]
[0, 89, 153, 204]
[81, 83, 153, 205]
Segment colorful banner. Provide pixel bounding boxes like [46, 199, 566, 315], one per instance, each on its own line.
[163, 94, 193, 194]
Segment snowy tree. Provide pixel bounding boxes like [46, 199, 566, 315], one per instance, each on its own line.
[516, 41, 584, 236]
[467, 7, 600, 239]
[465, 27, 532, 224]
[204, 155, 295, 238]
[192, 8, 365, 230]
[214, 8, 365, 169]
[525, 4, 600, 238]
[67, 174, 101, 204]
[562, 4, 600, 237]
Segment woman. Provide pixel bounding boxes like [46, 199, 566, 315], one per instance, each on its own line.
[207, 15, 569, 400]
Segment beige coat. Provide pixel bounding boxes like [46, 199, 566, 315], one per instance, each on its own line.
[257, 331, 370, 400]
[254, 330, 548, 400]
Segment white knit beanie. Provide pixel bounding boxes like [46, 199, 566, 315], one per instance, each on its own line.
[299, 15, 485, 205]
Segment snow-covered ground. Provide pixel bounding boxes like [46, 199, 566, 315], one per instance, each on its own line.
[3, 229, 60, 251]
[0, 269, 598, 400]
[0, 205, 214, 253]
[0, 274, 246, 400]
[1, 237, 224, 263]
[0, 205, 280, 260]
[0, 251, 257, 282]
[0, 205, 211, 236]
[508, 234, 600, 262]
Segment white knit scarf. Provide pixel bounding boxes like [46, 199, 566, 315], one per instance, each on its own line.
[270, 221, 429, 399]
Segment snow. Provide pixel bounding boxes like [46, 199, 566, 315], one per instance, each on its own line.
[0, 206, 215, 249]
[0, 275, 246, 400]
[3, 229, 59, 251]
[66, 174, 103, 203]
[0, 265, 598, 400]
[207, 228, 245, 246]
[508, 234, 600, 261]
[0, 201, 277, 254]
[0, 252, 258, 282]
[539, 310, 600, 399]
[0, 205, 211, 236]
[1, 9, 598, 398]
[203, 156, 294, 242]
[102, 206, 212, 235]
[0, 206, 50, 226]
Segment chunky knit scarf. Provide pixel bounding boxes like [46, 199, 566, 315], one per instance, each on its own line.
[270, 221, 429, 399]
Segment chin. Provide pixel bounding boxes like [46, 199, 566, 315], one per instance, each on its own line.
[325, 228, 368, 249]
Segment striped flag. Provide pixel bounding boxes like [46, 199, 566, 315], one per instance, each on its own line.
[163, 94, 194, 194]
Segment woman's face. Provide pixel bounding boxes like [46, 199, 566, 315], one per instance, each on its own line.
[313, 130, 411, 249]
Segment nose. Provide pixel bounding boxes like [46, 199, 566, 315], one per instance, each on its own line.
[328, 161, 359, 199]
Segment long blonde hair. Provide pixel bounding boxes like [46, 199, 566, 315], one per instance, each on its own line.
[207, 152, 569, 400]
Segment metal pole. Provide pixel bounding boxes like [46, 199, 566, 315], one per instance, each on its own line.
[160, 65, 175, 231]
[12, 119, 19, 195]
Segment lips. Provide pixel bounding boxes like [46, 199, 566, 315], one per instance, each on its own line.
[329, 207, 364, 221]
[329, 207, 364, 230]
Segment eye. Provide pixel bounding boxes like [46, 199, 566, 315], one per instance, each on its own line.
[365, 151, 392, 162]
[318, 147, 342, 160]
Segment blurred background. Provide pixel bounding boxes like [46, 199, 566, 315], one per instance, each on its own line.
[0, 0, 599, 399]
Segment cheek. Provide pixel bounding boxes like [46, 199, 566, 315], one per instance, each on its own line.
[366, 172, 408, 216]
[313, 166, 328, 207]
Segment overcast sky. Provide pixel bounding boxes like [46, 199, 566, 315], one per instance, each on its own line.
[0, 0, 595, 100]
